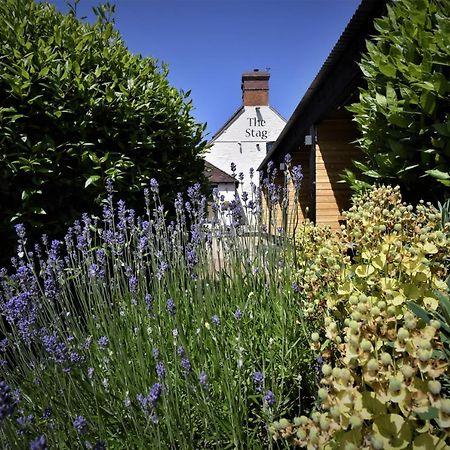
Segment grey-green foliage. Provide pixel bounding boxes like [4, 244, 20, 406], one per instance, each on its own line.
[0, 0, 207, 261]
[347, 0, 450, 203]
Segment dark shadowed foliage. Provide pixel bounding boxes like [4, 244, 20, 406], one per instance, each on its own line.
[346, 0, 450, 203]
[0, 0, 207, 265]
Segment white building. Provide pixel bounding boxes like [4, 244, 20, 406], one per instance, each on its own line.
[205, 70, 286, 201]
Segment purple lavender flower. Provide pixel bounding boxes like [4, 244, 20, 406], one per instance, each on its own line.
[156, 361, 165, 379]
[253, 371, 264, 392]
[263, 390, 276, 407]
[29, 435, 47, 450]
[181, 357, 191, 374]
[152, 348, 160, 360]
[17, 414, 34, 426]
[238, 172, 244, 181]
[41, 332, 67, 364]
[15, 223, 26, 241]
[98, 336, 109, 349]
[88, 264, 100, 278]
[186, 245, 198, 269]
[148, 383, 162, 406]
[268, 182, 279, 205]
[177, 345, 185, 356]
[3, 290, 37, 344]
[149, 178, 159, 193]
[230, 162, 236, 174]
[313, 356, 325, 383]
[211, 315, 220, 326]
[81, 337, 92, 350]
[69, 351, 81, 363]
[199, 371, 208, 388]
[292, 282, 300, 294]
[292, 165, 303, 191]
[174, 192, 183, 211]
[284, 153, 292, 165]
[166, 298, 175, 316]
[128, 276, 138, 295]
[145, 293, 153, 315]
[137, 383, 162, 412]
[105, 178, 113, 194]
[73, 415, 88, 434]
[0, 338, 8, 353]
[0, 381, 16, 421]
[249, 167, 254, 178]
[234, 308, 242, 320]
[187, 183, 201, 201]
[157, 261, 169, 279]
[43, 407, 52, 419]
[87, 367, 94, 379]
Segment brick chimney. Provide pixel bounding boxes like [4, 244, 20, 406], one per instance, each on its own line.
[241, 69, 270, 106]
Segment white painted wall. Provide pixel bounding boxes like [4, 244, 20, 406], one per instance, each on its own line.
[216, 182, 236, 203]
[206, 105, 286, 198]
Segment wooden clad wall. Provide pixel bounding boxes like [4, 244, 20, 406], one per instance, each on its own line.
[315, 111, 361, 229]
[262, 147, 310, 235]
[262, 110, 362, 233]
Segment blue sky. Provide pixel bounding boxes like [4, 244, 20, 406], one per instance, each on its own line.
[48, 0, 362, 138]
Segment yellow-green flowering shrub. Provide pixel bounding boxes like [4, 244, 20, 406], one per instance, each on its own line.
[293, 221, 349, 320]
[274, 186, 450, 449]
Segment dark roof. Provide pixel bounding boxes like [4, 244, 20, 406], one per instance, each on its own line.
[258, 0, 386, 170]
[204, 161, 238, 184]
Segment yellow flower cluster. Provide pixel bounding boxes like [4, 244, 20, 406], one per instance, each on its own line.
[273, 186, 450, 449]
[293, 221, 349, 319]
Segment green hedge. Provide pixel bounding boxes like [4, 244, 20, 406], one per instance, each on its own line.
[0, 0, 207, 262]
[347, 0, 450, 203]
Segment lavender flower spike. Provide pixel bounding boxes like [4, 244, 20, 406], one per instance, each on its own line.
[73, 415, 88, 434]
[29, 435, 48, 450]
[263, 390, 276, 407]
[166, 298, 176, 316]
[149, 178, 159, 194]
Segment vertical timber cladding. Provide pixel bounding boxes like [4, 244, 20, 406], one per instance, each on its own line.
[269, 147, 310, 234]
[315, 113, 362, 229]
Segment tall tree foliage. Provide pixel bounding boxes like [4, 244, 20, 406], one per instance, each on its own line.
[0, 0, 207, 261]
[347, 0, 450, 203]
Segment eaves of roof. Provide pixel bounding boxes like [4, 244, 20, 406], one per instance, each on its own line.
[208, 106, 245, 144]
[208, 104, 286, 145]
[204, 161, 238, 184]
[258, 0, 386, 171]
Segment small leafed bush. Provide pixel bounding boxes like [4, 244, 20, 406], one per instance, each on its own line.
[273, 185, 450, 449]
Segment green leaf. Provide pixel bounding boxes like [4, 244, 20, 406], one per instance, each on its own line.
[364, 170, 383, 179]
[426, 169, 450, 180]
[389, 112, 410, 128]
[85, 175, 101, 188]
[38, 67, 50, 77]
[407, 301, 430, 323]
[417, 407, 438, 421]
[420, 91, 436, 115]
[73, 61, 81, 76]
[376, 92, 387, 108]
[378, 63, 396, 78]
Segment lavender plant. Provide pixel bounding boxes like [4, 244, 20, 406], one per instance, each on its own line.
[0, 163, 314, 448]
